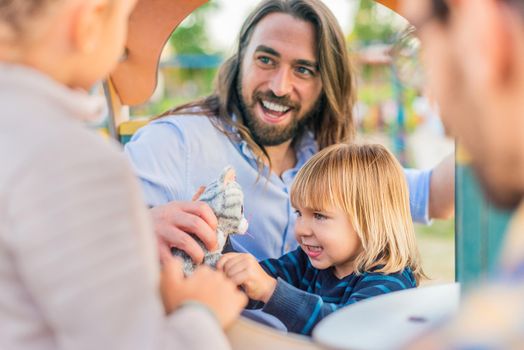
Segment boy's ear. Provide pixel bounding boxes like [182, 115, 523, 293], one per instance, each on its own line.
[72, 0, 109, 53]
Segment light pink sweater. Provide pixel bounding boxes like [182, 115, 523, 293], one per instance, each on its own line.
[0, 64, 230, 350]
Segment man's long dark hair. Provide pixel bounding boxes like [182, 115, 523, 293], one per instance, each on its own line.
[159, 0, 355, 171]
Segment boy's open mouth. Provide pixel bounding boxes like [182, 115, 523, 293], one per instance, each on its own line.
[303, 244, 323, 258]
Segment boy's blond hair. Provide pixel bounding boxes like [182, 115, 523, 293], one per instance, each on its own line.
[290, 143, 425, 284]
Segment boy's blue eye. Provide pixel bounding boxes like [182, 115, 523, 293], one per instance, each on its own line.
[294, 209, 302, 217]
[314, 213, 327, 220]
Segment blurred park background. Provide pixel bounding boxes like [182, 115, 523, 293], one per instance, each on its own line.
[129, 0, 455, 285]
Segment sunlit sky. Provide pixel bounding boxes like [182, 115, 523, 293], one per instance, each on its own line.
[204, 0, 361, 52]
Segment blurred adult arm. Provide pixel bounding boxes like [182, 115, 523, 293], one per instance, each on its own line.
[4, 133, 234, 350]
[405, 153, 455, 223]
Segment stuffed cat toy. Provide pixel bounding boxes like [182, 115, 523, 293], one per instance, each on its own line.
[172, 166, 248, 275]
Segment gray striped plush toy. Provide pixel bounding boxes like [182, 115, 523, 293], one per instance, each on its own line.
[172, 166, 249, 275]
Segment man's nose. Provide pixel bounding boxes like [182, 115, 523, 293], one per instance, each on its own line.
[270, 67, 293, 97]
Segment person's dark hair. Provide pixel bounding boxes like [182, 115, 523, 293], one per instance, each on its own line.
[160, 0, 355, 172]
[507, 0, 524, 15]
[431, 0, 450, 22]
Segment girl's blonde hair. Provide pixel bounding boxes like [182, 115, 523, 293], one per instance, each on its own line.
[290, 143, 425, 284]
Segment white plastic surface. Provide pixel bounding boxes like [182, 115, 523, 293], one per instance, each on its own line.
[313, 283, 460, 350]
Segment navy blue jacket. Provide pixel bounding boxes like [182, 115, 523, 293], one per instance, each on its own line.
[250, 247, 416, 335]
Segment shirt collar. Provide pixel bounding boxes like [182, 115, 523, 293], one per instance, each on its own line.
[0, 63, 106, 123]
[294, 131, 318, 168]
[224, 114, 257, 162]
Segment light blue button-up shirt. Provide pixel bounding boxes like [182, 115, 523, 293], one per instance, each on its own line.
[125, 114, 431, 261]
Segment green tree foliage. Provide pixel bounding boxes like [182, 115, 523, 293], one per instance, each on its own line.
[351, 0, 397, 45]
[169, 2, 219, 54]
[164, 2, 222, 105]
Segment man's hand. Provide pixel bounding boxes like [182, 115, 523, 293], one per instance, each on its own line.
[217, 253, 277, 303]
[152, 188, 217, 264]
[160, 252, 247, 329]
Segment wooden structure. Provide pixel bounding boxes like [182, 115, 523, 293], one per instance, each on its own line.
[105, 0, 207, 139]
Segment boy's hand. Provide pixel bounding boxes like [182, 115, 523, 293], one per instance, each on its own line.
[217, 253, 277, 303]
[160, 252, 247, 329]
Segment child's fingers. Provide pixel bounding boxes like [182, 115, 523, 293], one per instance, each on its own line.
[216, 252, 240, 271]
[160, 255, 185, 313]
[158, 242, 173, 264]
[221, 253, 252, 275]
[222, 261, 249, 282]
[161, 254, 185, 283]
[227, 268, 251, 287]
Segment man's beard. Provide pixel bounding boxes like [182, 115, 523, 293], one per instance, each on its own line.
[237, 83, 321, 146]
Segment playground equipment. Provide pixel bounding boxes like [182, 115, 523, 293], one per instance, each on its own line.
[370, 0, 511, 293]
[104, 0, 510, 347]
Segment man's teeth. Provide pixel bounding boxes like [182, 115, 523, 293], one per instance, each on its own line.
[262, 100, 290, 113]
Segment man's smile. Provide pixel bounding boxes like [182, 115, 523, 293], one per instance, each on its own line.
[257, 99, 294, 124]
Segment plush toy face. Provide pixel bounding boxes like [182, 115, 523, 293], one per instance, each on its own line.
[198, 166, 249, 238]
[172, 166, 248, 275]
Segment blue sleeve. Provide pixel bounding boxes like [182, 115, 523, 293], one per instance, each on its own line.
[245, 249, 309, 310]
[262, 270, 416, 336]
[260, 248, 309, 286]
[404, 168, 432, 224]
[262, 278, 338, 335]
[124, 121, 188, 206]
[349, 270, 416, 301]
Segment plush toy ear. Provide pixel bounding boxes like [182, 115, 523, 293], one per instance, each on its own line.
[222, 167, 236, 185]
